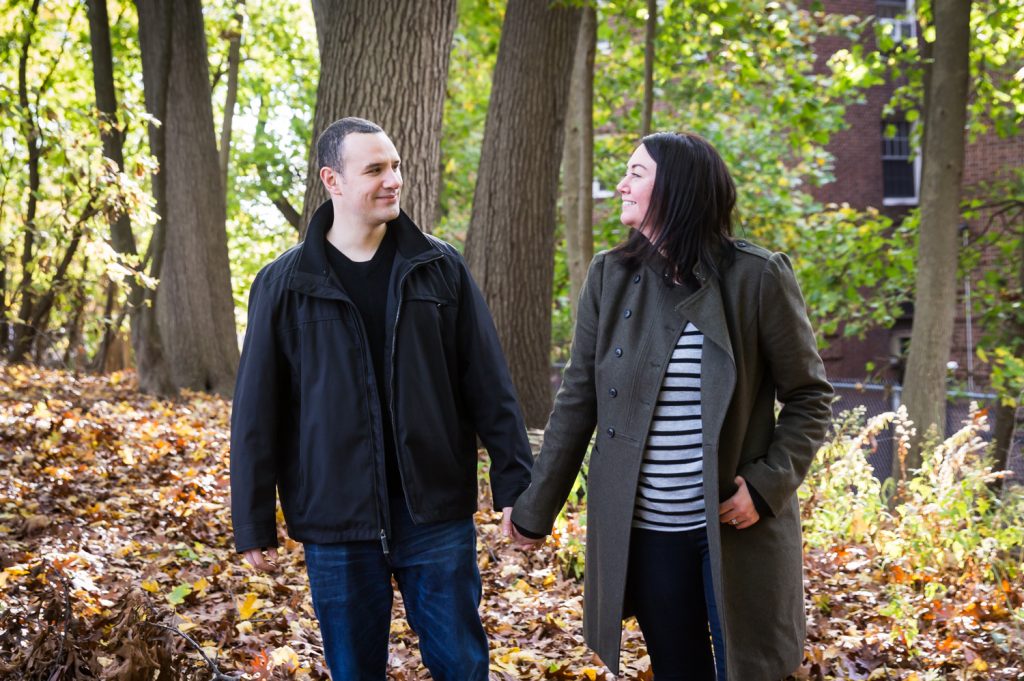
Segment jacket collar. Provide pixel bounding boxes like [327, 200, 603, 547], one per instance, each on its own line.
[289, 200, 439, 295]
[642, 246, 734, 363]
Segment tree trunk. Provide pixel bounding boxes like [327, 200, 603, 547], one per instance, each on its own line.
[137, 0, 239, 396]
[642, 0, 657, 137]
[898, 0, 971, 473]
[88, 0, 173, 392]
[301, 0, 457, 234]
[219, 2, 244, 193]
[561, 5, 596, 325]
[9, 0, 42, 362]
[464, 0, 582, 428]
[990, 232, 1024, 484]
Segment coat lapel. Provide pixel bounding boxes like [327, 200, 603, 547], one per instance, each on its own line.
[676, 277, 736, 453]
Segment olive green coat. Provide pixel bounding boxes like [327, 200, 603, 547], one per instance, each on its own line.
[511, 242, 833, 680]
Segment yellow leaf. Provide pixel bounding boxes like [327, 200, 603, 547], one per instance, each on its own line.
[193, 577, 210, 595]
[269, 645, 300, 670]
[238, 592, 261, 620]
[972, 658, 989, 672]
[584, 668, 598, 680]
[513, 579, 533, 594]
[141, 579, 160, 593]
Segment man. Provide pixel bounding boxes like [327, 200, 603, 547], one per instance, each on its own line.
[230, 117, 533, 680]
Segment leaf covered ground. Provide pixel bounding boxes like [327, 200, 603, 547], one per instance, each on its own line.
[1, 366, 1022, 680]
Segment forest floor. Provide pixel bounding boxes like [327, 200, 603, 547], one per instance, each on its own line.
[1, 366, 1021, 680]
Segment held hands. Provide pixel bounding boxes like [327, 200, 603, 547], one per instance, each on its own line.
[501, 507, 545, 549]
[243, 547, 280, 572]
[718, 475, 760, 531]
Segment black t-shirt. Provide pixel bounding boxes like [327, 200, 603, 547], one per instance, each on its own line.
[325, 228, 404, 498]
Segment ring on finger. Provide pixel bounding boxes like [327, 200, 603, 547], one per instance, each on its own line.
[730, 518, 739, 526]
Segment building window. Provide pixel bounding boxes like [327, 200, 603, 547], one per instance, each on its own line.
[877, 0, 916, 43]
[882, 120, 919, 205]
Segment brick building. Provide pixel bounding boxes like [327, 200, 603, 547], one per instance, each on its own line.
[811, 0, 1023, 393]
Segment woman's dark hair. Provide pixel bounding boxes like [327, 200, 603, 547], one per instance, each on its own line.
[614, 132, 736, 285]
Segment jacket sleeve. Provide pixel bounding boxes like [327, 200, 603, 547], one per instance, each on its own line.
[738, 252, 834, 515]
[230, 268, 285, 553]
[511, 254, 604, 536]
[453, 254, 534, 510]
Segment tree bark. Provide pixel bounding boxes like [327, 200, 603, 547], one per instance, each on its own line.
[301, 0, 457, 234]
[642, 0, 657, 137]
[990, 231, 1024, 483]
[219, 2, 244, 193]
[899, 0, 972, 473]
[562, 5, 596, 325]
[464, 0, 582, 428]
[137, 0, 240, 396]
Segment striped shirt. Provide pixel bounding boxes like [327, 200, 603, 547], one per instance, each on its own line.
[632, 322, 706, 532]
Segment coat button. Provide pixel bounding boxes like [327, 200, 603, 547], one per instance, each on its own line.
[736, 240, 747, 248]
[614, 347, 623, 357]
[607, 427, 616, 438]
[624, 309, 632, 319]
[609, 388, 618, 397]
[633, 275, 641, 284]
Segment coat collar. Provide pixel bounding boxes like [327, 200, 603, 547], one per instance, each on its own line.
[289, 200, 439, 297]
[641, 248, 735, 363]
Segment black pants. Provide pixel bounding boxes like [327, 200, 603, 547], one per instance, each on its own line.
[625, 526, 726, 681]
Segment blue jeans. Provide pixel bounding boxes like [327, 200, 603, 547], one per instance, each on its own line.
[303, 500, 489, 680]
[625, 526, 727, 681]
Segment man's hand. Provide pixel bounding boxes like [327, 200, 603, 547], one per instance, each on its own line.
[501, 507, 545, 549]
[718, 475, 760, 530]
[243, 547, 280, 572]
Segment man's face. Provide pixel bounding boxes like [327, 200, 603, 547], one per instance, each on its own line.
[324, 132, 403, 227]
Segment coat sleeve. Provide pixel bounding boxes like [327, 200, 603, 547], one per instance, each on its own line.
[453, 254, 534, 510]
[230, 268, 285, 553]
[738, 252, 834, 515]
[511, 254, 604, 535]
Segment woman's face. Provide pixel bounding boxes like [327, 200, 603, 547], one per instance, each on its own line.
[616, 143, 657, 237]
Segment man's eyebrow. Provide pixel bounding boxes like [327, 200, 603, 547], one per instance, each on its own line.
[362, 159, 400, 171]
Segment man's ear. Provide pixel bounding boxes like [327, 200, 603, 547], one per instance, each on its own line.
[320, 166, 342, 195]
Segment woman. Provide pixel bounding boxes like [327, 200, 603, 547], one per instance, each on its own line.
[509, 132, 833, 681]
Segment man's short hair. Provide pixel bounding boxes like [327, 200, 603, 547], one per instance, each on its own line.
[317, 117, 384, 175]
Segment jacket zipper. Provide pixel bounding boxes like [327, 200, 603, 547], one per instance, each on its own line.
[332, 292, 393, 557]
[388, 252, 445, 519]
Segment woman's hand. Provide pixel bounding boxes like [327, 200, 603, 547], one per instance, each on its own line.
[502, 507, 545, 549]
[718, 476, 760, 530]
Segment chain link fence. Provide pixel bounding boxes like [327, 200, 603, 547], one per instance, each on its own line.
[550, 367, 1022, 485]
[830, 380, 1022, 484]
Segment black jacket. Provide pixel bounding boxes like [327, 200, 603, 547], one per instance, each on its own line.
[230, 201, 533, 554]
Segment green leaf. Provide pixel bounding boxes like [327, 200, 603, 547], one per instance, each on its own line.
[166, 583, 193, 605]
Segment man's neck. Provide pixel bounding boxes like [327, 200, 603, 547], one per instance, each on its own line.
[326, 214, 388, 263]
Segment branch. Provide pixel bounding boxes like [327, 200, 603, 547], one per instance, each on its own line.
[271, 195, 301, 231]
[144, 622, 241, 680]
